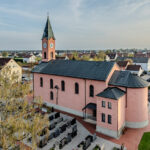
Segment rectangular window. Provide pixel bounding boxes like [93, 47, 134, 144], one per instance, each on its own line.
[61, 81, 65, 91]
[102, 101, 105, 107]
[108, 115, 112, 124]
[75, 83, 79, 94]
[50, 91, 54, 100]
[44, 52, 46, 59]
[50, 79, 53, 89]
[101, 113, 105, 122]
[40, 77, 43, 87]
[108, 102, 112, 109]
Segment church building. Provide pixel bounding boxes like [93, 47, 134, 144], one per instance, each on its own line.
[32, 16, 149, 138]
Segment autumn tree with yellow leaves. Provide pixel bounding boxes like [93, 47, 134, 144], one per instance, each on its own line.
[0, 68, 49, 150]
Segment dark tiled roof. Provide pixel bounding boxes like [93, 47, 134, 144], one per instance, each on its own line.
[42, 16, 55, 40]
[135, 53, 147, 57]
[96, 87, 125, 100]
[126, 65, 141, 71]
[117, 57, 150, 63]
[82, 103, 96, 110]
[0, 58, 11, 67]
[117, 61, 128, 67]
[56, 56, 66, 60]
[109, 70, 149, 88]
[107, 53, 117, 59]
[32, 60, 115, 81]
[133, 57, 149, 63]
[17, 53, 32, 58]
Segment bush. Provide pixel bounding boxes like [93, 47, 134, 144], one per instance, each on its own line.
[93, 145, 100, 150]
[113, 147, 119, 150]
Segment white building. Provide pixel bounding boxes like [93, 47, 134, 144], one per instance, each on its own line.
[132, 57, 150, 72]
[23, 54, 37, 63]
[126, 65, 143, 76]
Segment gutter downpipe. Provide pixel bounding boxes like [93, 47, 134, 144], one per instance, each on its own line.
[33, 73, 34, 101]
[125, 87, 127, 108]
[84, 79, 87, 119]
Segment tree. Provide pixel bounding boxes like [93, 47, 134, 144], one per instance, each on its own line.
[81, 55, 90, 61]
[128, 53, 134, 57]
[0, 67, 49, 149]
[70, 52, 80, 60]
[105, 50, 111, 55]
[2, 52, 8, 57]
[97, 51, 106, 61]
[125, 58, 133, 64]
[93, 51, 106, 61]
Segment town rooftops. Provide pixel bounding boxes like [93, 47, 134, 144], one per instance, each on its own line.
[133, 57, 150, 63]
[42, 16, 55, 40]
[32, 60, 115, 81]
[96, 87, 125, 100]
[117, 57, 150, 63]
[109, 70, 149, 88]
[126, 65, 142, 71]
[17, 53, 33, 58]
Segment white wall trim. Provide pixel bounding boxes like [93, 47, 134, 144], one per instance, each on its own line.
[96, 125, 119, 139]
[125, 120, 149, 128]
[45, 102, 83, 117]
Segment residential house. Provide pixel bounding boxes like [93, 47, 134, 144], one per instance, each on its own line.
[134, 53, 147, 57]
[117, 57, 150, 72]
[0, 58, 22, 81]
[23, 54, 37, 63]
[106, 53, 118, 61]
[126, 65, 143, 76]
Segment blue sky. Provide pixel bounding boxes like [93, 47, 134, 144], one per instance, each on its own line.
[0, 0, 150, 50]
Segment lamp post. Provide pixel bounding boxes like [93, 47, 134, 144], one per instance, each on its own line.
[54, 85, 59, 105]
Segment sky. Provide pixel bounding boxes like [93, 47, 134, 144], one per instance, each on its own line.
[0, 0, 150, 50]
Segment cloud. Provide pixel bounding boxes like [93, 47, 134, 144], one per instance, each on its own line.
[0, 6, 42, 20]
[0, 0, 150, 49]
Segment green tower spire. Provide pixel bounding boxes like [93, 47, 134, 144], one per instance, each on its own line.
[42, 16, 55, 40]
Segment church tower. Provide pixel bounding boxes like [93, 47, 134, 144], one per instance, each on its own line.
[42, 16, 55, 62]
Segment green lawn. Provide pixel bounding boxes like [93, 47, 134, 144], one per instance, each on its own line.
[138, 132, 150, 150]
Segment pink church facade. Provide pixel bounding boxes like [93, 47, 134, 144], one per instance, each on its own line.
[32, 17, 149, 138]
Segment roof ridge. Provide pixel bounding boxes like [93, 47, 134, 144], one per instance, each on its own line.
[111, 88, 118, 99]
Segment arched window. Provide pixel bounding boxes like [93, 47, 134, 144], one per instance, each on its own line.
[40, 77, 43, 87]
[50, 91, 54, 100]
[89, 85, 94, 97]
[44, 52, 46, 59]
[75, 82, 79, 94]
[61, 80, 65, 91]
[50, 79, 53, 89]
